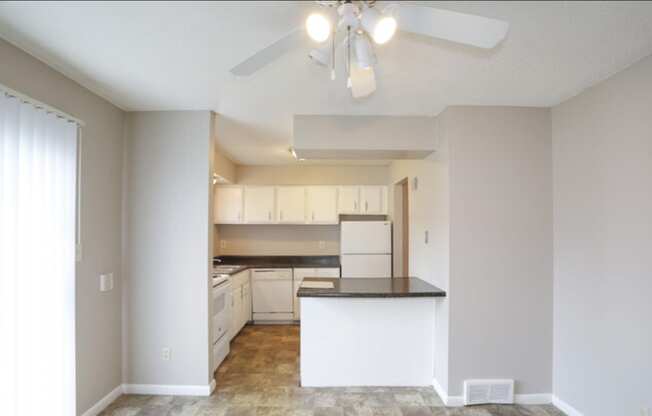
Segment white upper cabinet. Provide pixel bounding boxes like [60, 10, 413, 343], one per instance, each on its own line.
[214, 186, 243, 224]
[337, 186, 360, 214]
[361, 186, 387, 214]
[216, 184, 387, 225]
[276, 186, 306, 223]
[244, 186, 275, 223]
[307, 186, 338, 224]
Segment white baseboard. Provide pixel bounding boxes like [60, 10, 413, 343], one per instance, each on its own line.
[432, 379, 551, 407]
[432, 378, 464, 406]
[81, 385, 124, 416]
[553, 395, 584, 416]
[123, 383, 214, 396]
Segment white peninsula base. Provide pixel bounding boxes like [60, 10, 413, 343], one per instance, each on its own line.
[300, 296, 436, 387]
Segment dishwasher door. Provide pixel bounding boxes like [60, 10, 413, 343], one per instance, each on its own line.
[252, 269, 293, 313]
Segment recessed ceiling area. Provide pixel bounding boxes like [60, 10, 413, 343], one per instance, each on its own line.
[1, 1, 652, 164]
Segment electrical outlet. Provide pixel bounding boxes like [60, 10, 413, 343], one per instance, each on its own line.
[220, 240, 227, 249]
[161, 347, 171, 361]
[641, 407, 650, 416]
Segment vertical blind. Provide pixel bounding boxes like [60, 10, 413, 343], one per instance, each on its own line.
[0, 91, 78, 415]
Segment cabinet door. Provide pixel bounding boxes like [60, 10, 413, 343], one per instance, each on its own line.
[307, 186, 338, 224]
[338, 186, 360, 214]
[293, 280, 302, 320]
[214, 186, 243, 224]
[231, 286, 242, 339]
[244, 186, 275, 223]
[276, 187, 306, 223]
[241, 282, 251, 327]
[293, 268, 316, 320]
[361, 186, 387, 214]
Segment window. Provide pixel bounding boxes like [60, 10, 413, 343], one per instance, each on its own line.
[0, 88, 79, 415]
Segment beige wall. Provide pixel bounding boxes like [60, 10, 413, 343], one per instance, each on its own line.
[218, 225, 339, 256]
[0, 39, 125, 414]
[388, 156, 450, 393]
[214, 165, 388, 256]
[444, 106, 552, 397]
[124, 111, 212, 387]
[552, 55, 652, 416]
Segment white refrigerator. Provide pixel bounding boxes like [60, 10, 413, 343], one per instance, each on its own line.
[340, 221, 392, 278]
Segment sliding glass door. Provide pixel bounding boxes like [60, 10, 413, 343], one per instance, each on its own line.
[0, 91, 78, 415]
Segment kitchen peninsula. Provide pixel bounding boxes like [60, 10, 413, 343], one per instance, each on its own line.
[298, 277, 446, 387]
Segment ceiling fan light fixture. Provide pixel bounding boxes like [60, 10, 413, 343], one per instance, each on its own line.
[306, 13, 331, 43]
[354, 34, 376, 69]
[361, 8, 397, 45]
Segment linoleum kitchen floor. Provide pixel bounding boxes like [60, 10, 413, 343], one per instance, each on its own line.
[101, 325, 566, 416]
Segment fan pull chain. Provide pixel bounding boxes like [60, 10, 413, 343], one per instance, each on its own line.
[330, 25, 336, 80]
[346, 26, 352, 88]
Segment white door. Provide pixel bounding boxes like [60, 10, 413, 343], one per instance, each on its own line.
[244, 186, 275, 223]
[252, 269, 293, 313]
[276, 186, 306, 223]
[341, 254, 392, 277]
[361, 186, 386, 214]
[338, 186, 360, 214]
[307, 186, 338, 224]
[214, 186, 243, 224]
[341, 221, 392, 254]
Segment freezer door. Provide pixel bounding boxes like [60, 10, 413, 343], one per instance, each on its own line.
[341, 254, 392, 278]
[340, 221, 391, 254]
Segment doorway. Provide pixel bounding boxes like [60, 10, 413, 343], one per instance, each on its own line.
[393, 178, 409, 277]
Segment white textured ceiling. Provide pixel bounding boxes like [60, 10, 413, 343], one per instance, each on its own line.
[1, 1, 652, 164]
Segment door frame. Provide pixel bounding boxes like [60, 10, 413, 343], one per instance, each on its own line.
[393, 178, 410, 277]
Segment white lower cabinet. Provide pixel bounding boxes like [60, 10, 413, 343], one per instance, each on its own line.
[293, 267, 340, 320]
[230, 270, 251, 340]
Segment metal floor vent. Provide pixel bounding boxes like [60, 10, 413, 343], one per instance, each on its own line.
[463, 379, 514, 405]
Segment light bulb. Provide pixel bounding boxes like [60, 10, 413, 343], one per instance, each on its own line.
[360, 8, 397, 45]
[306, 13, 331, 43]
[372, 16, 396, 44]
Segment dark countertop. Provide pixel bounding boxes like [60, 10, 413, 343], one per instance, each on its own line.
[213, 255, 340, 275]
[297, 277, 446, 298]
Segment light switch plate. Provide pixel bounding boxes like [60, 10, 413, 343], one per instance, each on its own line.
[100, 273, 114, 292]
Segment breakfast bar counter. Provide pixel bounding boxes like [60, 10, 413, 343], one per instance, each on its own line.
[298, 277, 446, 387]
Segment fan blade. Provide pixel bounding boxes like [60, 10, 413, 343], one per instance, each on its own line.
[230, 27, 305, 77]
[393, 5, 509, 49]
[350, 63, 376, 99]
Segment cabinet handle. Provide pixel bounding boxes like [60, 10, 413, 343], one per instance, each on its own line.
[237, 211, 241, 221]
[354, 201, 357, 211]
[365, 201, 368, 212]
[268, 211, 271, 221]
[280, 210, 283, 221]
[312, 211, 315, 221]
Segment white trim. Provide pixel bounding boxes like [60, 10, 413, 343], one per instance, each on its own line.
[515, 393, 552, 404]
[553, 395, 584, 416]
[432, 378, 464, 406]
[80, 385, 124, 416]
[432, 379, 552, 408]
[123, 383, 215, 396]
[0, 82, 85, 126]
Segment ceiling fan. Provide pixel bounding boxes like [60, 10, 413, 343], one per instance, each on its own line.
[230, 1, 509, 98]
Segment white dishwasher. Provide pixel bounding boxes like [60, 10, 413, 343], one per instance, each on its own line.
[252, 268, 294, 321]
